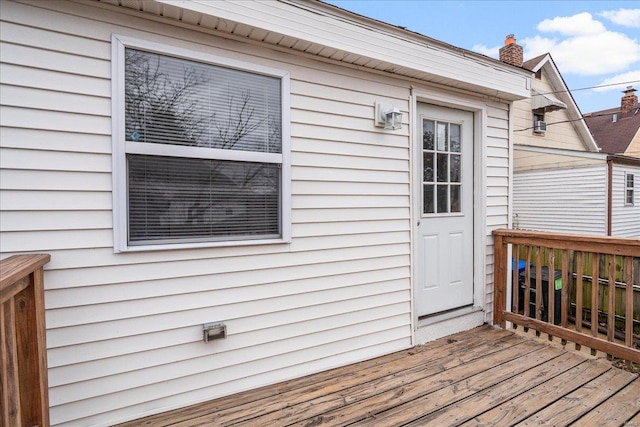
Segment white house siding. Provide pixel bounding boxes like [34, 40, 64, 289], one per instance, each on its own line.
[512, 77, 586, 152]
[0, 1, 514, 425]
[611, 163, 640, 237]
[513, 165, 608, 235]
[514, 150, 603, 172]
[484, 102, 511, 316]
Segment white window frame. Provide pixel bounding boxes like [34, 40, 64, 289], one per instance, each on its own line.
[111, 35, 291, 252]
[625, 173, 635, 206]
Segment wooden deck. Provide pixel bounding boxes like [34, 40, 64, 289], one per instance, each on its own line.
[119, 325, 640, 427]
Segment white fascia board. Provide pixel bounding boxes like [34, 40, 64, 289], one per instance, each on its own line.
[153, 0, 530, 101]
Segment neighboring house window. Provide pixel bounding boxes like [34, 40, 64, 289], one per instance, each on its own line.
[112, 36, 291, 251]
[626, 173, 635, 206]
[532, 110, 546, 135]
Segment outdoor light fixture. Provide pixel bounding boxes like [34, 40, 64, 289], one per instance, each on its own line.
[375, 102, 403, 130]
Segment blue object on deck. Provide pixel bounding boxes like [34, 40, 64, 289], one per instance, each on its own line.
[511, 259, 526, 272]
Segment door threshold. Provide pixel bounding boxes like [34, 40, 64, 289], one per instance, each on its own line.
[418, 304, 475, 321]
[415, 305, 484, 344]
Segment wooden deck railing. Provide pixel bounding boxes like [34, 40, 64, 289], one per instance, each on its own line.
[493, 229, 640, 364]
[1, 254, 51, 427]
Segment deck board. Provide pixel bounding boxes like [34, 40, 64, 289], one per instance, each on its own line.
[514, 367, 637, 426]
[117, 325, 639, 427]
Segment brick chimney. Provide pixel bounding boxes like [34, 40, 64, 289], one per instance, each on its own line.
[499, 34, 523, 67]
[620, 86, 638, 114]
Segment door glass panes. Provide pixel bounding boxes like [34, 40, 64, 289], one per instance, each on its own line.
[422, 119, 463, 214]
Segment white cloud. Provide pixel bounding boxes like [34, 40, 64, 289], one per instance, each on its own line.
[593, 71, 640, 92]
[521, 35, 557, 57]
[472, 12, 640, 77]
[537, 12, 606, 36]
[522, 31, 640, 75]
[599, 9, 640, 28]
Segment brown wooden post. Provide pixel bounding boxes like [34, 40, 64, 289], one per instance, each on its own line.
[493, 233, 507, 328]
[548, 251, 556, 326]
[575, 252, 583, 334]
[512, 244, 520, 320]
[1, 254, 51, 427]
[591, 255, 599, 338]
[2, 298, 22, 427]
[625, 257, 634, 348]
[561, 250, 569, 328]
[607, 255, 615, 342]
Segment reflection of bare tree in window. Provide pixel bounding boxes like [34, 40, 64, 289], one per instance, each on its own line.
[125, 50, 270, 150]
[214, 90, 264, 150]
[125, 50, 204, 145]
[124, 49, 281, 241]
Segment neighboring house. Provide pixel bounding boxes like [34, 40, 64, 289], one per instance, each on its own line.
[499, 35, 640, 237]
[0, 1, 530, 426]
[583, 87, 640, 237]
[585, 86, 640, 159]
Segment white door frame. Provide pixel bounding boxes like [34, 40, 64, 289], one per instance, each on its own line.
[409, 87, 488, 343]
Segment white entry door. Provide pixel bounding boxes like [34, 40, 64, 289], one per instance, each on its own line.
[415, 103, 474, 317]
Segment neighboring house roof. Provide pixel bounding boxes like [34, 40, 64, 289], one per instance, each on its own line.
[521, 53, 599, 152]
[522, 54, 547, 71]
[584, 102, 640, 155]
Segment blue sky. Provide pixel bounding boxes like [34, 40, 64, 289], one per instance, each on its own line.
[327, 1, 640, 114]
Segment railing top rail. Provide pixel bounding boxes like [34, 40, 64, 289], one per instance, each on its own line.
[0, 254, 51, 289]
[493, 229, 640, 257]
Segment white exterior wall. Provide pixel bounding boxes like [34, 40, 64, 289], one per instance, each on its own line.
[512, 75, 586, 152]
[484, 102, 511, 317]
[611, 163, 640, 237]
[0, 1, 513, 425]
[513, 166, 608, 235]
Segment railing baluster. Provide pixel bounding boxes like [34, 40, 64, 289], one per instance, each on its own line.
[512, 244, 520, 325]
[625, 256, 633, 349]
[561, 250, 569, 329]
[607, 255, 616, 344]
[524, 246, 532, 321]
[575, 251, 583, 337]
[535, 247, 542, 325]
[549, 250, 556, 328]
[591, 253, 599, 341]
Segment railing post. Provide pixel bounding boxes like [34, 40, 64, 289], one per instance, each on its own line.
[1, 254, 51, 427]
[493, 232, 507, 328]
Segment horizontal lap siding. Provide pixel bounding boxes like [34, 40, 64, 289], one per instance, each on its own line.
[484, 102, 510, 319]
[611, 164, 640, 237]
[512, 78, 585, 151]
[513, 166, 607, 235]
[0, 1, 412, 425]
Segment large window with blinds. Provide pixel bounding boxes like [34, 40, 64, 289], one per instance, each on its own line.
[112, 36, 291, 251]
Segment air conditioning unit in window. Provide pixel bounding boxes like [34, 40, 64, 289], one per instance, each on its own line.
[533, 120, 547, 134]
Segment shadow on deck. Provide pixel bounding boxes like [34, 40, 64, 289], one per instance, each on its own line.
[118, 325, 640, 426]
